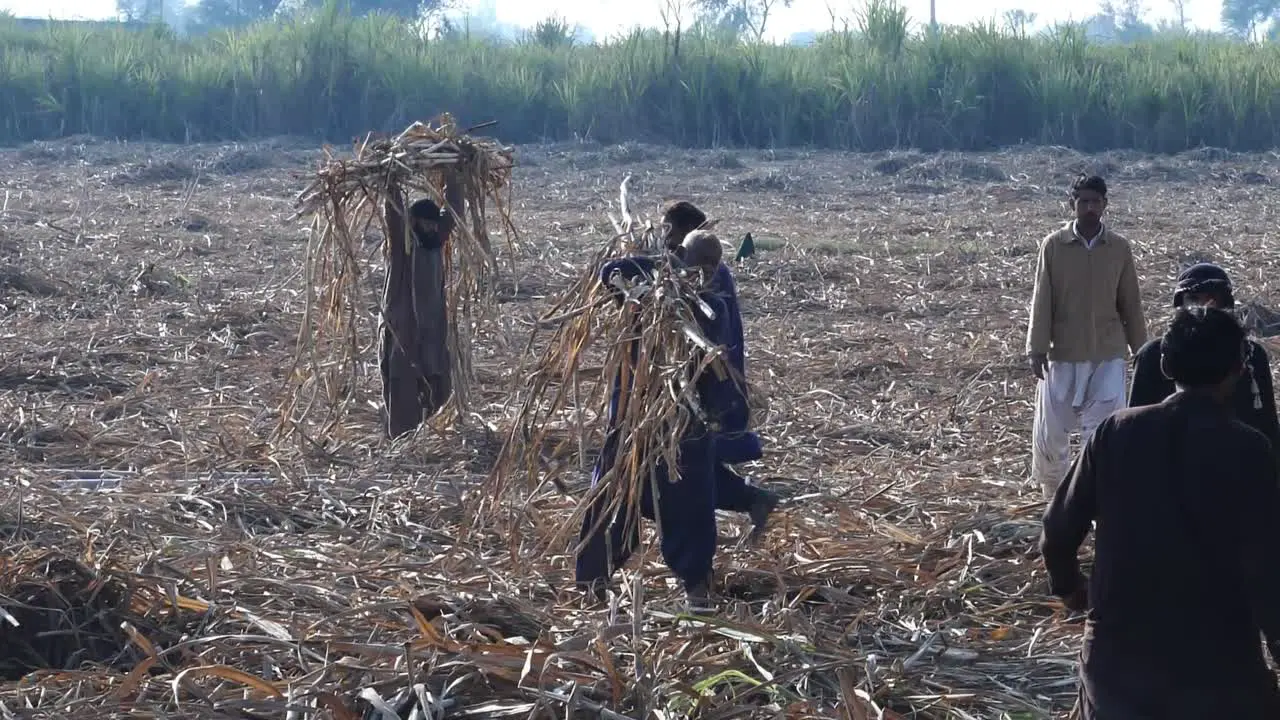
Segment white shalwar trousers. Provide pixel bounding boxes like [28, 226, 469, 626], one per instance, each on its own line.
[1031, 358, 1128, 500]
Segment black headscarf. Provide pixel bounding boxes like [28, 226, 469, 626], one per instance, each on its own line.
[1173, 263, 1235, 309]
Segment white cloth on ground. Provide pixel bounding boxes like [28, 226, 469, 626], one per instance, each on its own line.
[1031, 358, 1128, 499]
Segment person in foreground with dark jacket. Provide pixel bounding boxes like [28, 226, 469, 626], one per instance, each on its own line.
[575, 231, 746, 612]
[1042, 305, 1280, 720]
[1128, 262, 1280, 465]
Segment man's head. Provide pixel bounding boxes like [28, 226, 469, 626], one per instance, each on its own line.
[1160, 305, 1249, 398]
[1173, 262, 1235, 309]
[1070, 174, 1108, 228]
[409, 197, 445, 251]
[681, 229, 723, 274]
[662, 201, 707, 250]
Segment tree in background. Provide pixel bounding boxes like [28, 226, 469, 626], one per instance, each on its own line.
[117, 0, 158, 21]
[185, 0, 453, 31]
[189, 0, 285, 29]
[293, 0, 435, 19]
[658, 0, 687, 40]
[117, 0, 191, 30]
[527, 14, 574, 47]
[692, 0, 793, 41]
[1221, 0, 1280, 37]
[1089, 0, 1154, 40]
[1003, 8, 1036, 36]
[658, 0, 688, 56]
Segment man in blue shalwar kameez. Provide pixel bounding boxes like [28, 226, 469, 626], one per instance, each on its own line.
[575, 231, 746, 610]
[661, 202, 780, 539]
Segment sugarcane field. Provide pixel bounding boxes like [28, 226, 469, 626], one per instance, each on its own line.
[2, 128, 1276, 718]
[9, 4, 1280, 717]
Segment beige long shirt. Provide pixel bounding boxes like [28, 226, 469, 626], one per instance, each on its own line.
[1026, 223, 1147, 363]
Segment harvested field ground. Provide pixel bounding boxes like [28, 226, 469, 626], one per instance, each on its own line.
[2, 137, 1279, 718]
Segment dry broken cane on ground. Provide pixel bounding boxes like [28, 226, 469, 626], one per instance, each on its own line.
[3, 138, 1280, 717]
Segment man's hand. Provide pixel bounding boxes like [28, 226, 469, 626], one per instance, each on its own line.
[1028, 353, 1048, 381]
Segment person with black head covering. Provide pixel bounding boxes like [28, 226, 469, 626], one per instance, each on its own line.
[380, 193, 454, 439]
[1042, 305, 1280, 720]
[575, 230, 742, 611]
[1128, 262, 1280, 465]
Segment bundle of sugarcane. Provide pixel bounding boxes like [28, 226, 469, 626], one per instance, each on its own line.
[481, 179, 738, 556]
[278, 114, 516, 441]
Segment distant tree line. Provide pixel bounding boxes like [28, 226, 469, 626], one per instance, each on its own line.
[1004, 0, 1280, 42]
[110, 0, 804, 41]
[115, 0, 450, 34]
[109, 0, 1280, 43]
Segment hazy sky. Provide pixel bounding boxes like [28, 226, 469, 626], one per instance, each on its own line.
[0, 0, 1225, 39]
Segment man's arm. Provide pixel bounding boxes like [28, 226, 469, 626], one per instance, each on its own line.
[1128, 339, 1173, 408]
[600, 256, 657, 284]
[1231, 433, 1280, 662]
[1116, 242, 1147, 354]
[599, 256, 660, 305]
[1248, 343, 1280, 469]
[689, 292, 737, 416]
[1026, 236, 1054, 357]
[1040, 422, 1103, 600]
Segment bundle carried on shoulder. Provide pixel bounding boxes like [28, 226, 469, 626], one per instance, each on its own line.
[486, 185, 739, 550]
[279, 114, 516, 443]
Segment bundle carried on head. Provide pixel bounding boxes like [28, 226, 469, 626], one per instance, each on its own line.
[279, 114, 516, 442]
[483, 181, 738, 553]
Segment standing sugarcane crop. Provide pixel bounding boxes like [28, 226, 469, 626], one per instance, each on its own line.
[1128, 263, 1280, 469]
[661, 202, 780, 539]
[575, 231, 745, 612]
[1025, 175, 1147, 500]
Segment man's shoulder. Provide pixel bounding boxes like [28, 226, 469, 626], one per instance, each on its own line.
[1102, 227, 1133, 249]
[1040, 225, 1071, 248]
[698, 286, 728, 308]
[1229, 414, 1273, 453]
[697, 288, 730, 320]
[695, 292, 731, 340]
[600, 254, 657, 278]
[1133, 336, 1162, 361]
[1248, 338, 1271, 360]
[1136, 336, 1161, 353]
[713, 262, 739, 296]
[1105, 401, 1164, 428]
[1119, 397, 1272, 450]
[1102, 399, 1191, 437]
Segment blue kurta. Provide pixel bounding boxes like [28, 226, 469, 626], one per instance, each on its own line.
[708, 263, 762, 465]
[575, 256, 733, 591]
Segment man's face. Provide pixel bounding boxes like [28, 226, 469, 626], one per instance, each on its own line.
[412, 217, 439, 240]
[1184, 293, 1221, 309]
[664, 224, 689, 250]
[1072, 189, 1106, 224]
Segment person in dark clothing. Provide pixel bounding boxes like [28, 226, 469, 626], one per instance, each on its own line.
[662, 203, 780, 540]
[1128, 262, 1280, 466]
[380, 194, 453, 439]
[1042, 305, 1280, 720]
[575, 233, 740, 610]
